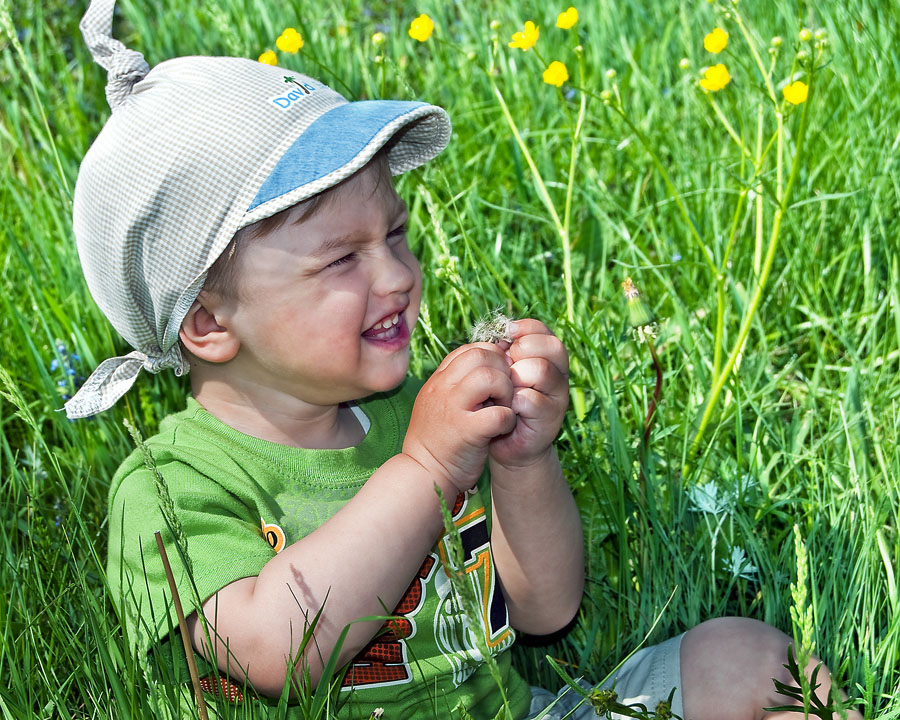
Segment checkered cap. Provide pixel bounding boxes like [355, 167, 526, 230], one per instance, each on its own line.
[64, 0, 451, 419]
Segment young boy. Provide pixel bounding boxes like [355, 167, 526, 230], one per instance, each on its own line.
[69, 1, 860, 718]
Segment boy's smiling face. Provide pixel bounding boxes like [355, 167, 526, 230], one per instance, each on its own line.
[198, 157, 422, 411]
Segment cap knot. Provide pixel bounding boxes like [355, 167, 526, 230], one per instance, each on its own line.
[105, 47, 149, 109]
[80, 0, 149, 110]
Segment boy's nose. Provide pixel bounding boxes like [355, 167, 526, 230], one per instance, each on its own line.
[372, 248, 418, 296]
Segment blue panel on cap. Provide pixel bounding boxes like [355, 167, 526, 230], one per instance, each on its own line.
[248, 100, 426, 211]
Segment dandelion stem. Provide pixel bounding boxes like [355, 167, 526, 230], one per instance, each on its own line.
[642, 339, 663, 450]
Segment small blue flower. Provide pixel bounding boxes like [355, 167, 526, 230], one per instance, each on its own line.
[49, 358, 59, 372]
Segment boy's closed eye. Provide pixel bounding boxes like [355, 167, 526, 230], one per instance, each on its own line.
[327, 252, 356, 268]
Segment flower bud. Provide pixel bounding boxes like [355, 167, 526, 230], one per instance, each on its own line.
[605, 68, 617, 79]
[771, 35, 783, 47]
[490, 19, 500, 30]
[600, 89, 613, 103]
[679, 57, 690, 69]
[797, 49, 809, 60]
[799, 28, 812, 42]
[372, 31, 386, 46]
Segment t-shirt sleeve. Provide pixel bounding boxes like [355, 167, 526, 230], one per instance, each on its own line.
[107, 458, 276, 655]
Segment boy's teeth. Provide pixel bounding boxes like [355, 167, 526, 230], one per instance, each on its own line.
[375, 313, 400, 330]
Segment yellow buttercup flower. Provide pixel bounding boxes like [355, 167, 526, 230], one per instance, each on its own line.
[556, 7, 578, 30]
[704, 27, 728, 54]
[258, 49, 277, 65]
[542, 60, 569, 87]
[276, 28, 304, 53]
[509, 20, 539, 50]
[783, 80, 809, 105]
[409, 14, 434, 42]
[699, 63, 731, 91]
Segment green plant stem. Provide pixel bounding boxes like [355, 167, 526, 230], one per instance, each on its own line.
[754, 104, 765, 275]
[488, 72, 587, 419]
[709, 96, 754, 162]
[731, 5, 777, 104]
[612, 104, 718, 277]
[686, 88, 812, 472]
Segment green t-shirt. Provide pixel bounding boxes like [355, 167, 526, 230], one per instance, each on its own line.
[108, 379, 532, 719]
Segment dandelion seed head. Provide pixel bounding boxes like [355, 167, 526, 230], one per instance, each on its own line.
[470, 310, 513, 344]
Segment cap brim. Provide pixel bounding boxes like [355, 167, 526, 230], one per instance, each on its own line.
[243, 100, 450, 226]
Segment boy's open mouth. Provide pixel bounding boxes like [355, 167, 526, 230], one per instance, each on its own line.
[362, 312, 403, 341]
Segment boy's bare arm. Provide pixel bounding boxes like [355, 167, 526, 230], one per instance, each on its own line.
[186, 344, 516, 696]
[487, 320, 585, 635]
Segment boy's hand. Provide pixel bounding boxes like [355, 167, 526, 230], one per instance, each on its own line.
[489, 319, 569, 470]
[403, 343, 516, 493]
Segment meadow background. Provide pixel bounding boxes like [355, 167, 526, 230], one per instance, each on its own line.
[1, 0, 898, 717]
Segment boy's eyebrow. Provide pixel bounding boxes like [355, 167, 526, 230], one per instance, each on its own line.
[308, 199, 409, 259]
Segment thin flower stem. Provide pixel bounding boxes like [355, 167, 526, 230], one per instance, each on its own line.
[713, 187, 749, 379]
[489, 80, 566, 266]
[754, 104, 765, 274]
[613, 107, 719, 277]
[562, 52, 588, 327]
[708, 96, 754, 162]
[563, 53, 589, 420]
[731, 6, 777, 104]
[489, 73, 587, 419]
[686, 79, 812, 473]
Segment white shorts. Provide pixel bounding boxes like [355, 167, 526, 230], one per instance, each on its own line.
[525, 633, 684, 720]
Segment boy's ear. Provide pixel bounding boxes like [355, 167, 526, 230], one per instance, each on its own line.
[179, 297, 240, 363]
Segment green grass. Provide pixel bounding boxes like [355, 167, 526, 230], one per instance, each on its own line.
[1, 0, 898, 717]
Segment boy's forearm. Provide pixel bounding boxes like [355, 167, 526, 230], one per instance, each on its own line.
[195, 453, 459, 694]
[488, 448, 584, 636]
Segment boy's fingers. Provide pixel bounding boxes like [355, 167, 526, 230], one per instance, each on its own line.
[459, 364, 514, 410]
[434, 342, 509, 376]
[507, 318, 551, 339]
[472, 403, 517, 438]
[510, 386, 554, 418]
[508, 335, 569, 379]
